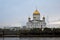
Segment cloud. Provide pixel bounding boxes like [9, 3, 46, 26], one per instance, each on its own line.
[49, 19, 60, 24]
[49, 21, 60, 24]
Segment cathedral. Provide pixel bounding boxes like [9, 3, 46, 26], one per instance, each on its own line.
[26, 9, 46, 29]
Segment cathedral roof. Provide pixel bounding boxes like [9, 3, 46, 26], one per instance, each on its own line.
[31, 20, 43, 22]
[33, 9, 40, 15]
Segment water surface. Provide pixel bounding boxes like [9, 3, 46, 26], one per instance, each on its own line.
[0, 37, 60, 40]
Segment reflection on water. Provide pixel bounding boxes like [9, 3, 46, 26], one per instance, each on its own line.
[0, 37, 60, 40]
[0, 37, 19, 40]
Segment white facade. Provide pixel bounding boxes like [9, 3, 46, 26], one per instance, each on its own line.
[26, 10, 46, 28]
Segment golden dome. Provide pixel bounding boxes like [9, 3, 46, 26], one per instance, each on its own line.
[33, 9, 40, 15]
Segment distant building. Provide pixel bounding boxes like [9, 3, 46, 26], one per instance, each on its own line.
[26, 9, 46, 28]
[22, 26, 26, 29]
[3, 27, 20, 31]
[10, 27, 20, 31]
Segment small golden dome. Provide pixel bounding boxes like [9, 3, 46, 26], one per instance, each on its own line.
[43, 16, 45, 19]
[28, 17, 31, 19]
[33, 9, 40, 15]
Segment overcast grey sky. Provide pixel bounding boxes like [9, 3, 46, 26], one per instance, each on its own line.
[0, 0, 60, 27]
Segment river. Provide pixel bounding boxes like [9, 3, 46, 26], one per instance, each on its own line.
[0, 37, 60, 40]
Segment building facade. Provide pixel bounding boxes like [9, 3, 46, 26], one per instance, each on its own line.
[26, 9, 46, 28]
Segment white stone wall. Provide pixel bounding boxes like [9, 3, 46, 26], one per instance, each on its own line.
[33, 15, 40, 20]
[26, 22, 32, 28]
[26, 20, 46, 29]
